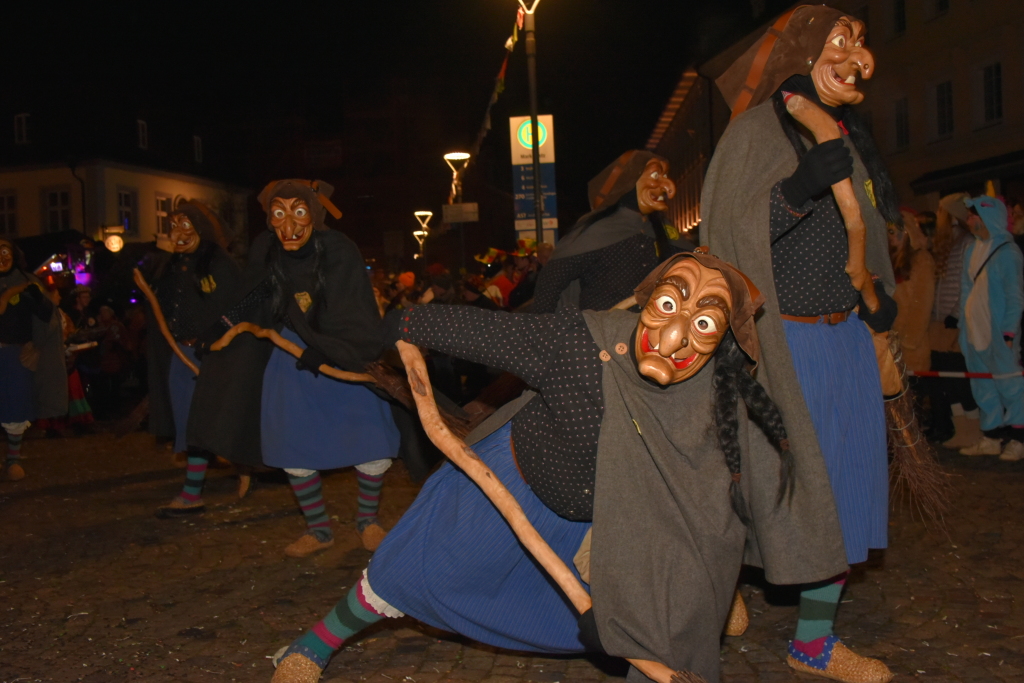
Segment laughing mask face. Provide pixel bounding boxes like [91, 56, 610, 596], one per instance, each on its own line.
[812, 17, 874, 107]
[635, 158, 676, 215]
[635, 258, 732, 385]
[168, 213, 201, 254]
[270, 197, 314, 251]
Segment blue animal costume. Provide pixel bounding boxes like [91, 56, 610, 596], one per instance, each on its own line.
[958, 195, 1024, 440]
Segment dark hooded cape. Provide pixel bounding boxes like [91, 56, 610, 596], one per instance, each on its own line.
[698, 99, 894, 584]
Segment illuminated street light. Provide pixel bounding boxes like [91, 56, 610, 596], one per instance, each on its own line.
[413, 211, 432, 260]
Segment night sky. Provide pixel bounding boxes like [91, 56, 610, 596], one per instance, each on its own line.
[3, 0, 791, 252]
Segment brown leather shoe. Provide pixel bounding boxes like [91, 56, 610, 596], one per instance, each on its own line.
[359, 523, 387, 552]
[271, 652, 323, 683]
[284, 533, 334, 558]
[724, 590, 749, 637]
[787, 639, 893, 683]
[4, 463, 25, 481]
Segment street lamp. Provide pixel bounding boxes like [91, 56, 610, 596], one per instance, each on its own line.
[413, 211, 432, 261]
[518, 0, 544, 244]
[443, 152, 471, 205]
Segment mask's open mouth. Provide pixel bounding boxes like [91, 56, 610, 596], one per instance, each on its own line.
[831, 67, 856, 86]
[640, 328, 698, 369]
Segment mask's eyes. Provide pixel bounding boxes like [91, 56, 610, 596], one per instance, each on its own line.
[650, 171, 659, 179]
[694, 315, 718, 335]
[273, 209, 285, 219]
[655, 295, 676, 314]
[181, 221, 192, 231]
[854, 38, 864, 47]
[831, 34, 846, 48]
[295, 207, 308, 218]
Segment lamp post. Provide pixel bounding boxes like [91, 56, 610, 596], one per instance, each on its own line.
[413, 211, 433, 263]
[519, 0, 544, 245]
[444, 152, 471, 270]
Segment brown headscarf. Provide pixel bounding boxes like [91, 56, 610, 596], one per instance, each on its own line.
[257, 179, 343, 231]
[716, 5, 846, 118]
[174, 199, 229, 250]
[587, 150, 667, 212]
[634, 249, 765, 365]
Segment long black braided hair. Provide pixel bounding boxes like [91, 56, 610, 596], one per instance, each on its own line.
[711, 330, 795, 524]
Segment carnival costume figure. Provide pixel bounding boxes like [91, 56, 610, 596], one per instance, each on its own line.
[0, 238, 67, 481]
[532, 151, 694, 313]
[270, 251, 857, 683]
[145, 200, 245, 517]
[193, 179, 400, 556]
[951, 195, 1024, 459]
[704, 6, 900, 681]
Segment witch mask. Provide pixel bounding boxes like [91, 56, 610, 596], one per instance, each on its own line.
[0, 240, 13, 274]
[811, 17, 873, 107]
[635, 158, 675, 215]
[633, 251, 765, 385]
[269, 197, 314, 251]
[168, 212, 201, 254]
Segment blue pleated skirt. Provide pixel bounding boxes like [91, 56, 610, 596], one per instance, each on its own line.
[782, 312, 888, 565]
[260, 328, 400, 470]
[0, 345, 33, 424]
[368, 421, 592, 654]
[169, 345, 199, 453]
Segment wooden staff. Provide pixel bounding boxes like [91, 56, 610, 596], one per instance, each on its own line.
[211, 322, 373, 383]
[133, 268, 200, 376]
[394, 340, 699, 683]
[784, 94, 879, 313]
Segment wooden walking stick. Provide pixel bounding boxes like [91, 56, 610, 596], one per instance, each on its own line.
[133, 268, 200, 376]
[394, 340, 704, 683]
[210, 322, 374, 383]
[784, 94, 878, 313]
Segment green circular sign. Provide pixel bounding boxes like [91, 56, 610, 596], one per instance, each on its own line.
[516, 119, 549, 149]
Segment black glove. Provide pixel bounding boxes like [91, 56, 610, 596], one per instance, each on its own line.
[382, 308, 407, 350]
[780, 139, 854, 208]
[577, 608, 605, 654]
[858, 280, 898, 334]
[193, 321, 230, 361]
[944, 315, 959, 330]
[296, 346, 330, 377]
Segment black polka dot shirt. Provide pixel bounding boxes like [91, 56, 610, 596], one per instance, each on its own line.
[533, 232, 668, 314]
[397, 305, 604, 521]
[769, 181, 859, 316]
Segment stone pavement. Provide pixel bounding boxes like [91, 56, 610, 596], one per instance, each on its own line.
[2, 430, 1024, 682]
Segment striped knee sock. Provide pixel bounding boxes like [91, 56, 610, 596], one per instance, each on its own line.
[356, 471, 384, 531]
[178, 450, 210, 503]
[6, 431, 23, 464]
[293, 578, 387, 666]
[791, 572, 848, 658]
[288, 471, 332, 541]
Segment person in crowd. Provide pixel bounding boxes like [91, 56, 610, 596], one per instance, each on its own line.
[0, 238, 67, 480]
[927, 193, 980, 446]
[949, 195, 1024, 460]
[506, 239, 544, 310]
[147, 200, 245, 517]
[270, 252, 824, 683]
[532, 150, 694, 314]
[890, 209, 935, 376]
[705, 7, 898, 680]
[192, 179, 402, 555]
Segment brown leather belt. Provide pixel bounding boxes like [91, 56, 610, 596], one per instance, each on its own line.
[780, 311, 849, 325]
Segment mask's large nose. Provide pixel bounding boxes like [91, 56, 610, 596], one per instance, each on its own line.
[657, 314, 690, 357]
[850, 45, 874, 80]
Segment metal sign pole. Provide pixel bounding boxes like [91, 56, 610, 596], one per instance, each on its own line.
[520, 0, 544, 245]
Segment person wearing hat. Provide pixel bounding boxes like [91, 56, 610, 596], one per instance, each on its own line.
[146, 200, 246, 517]
[702, 6, 900, 681]
[0, 238, 67, 481]
[948, 195, 1024, 460]
[191, 179, 400, 556]
[271, 251, 810, 683]
[506, 239, 543, 310]
[532, 151, 694, 314]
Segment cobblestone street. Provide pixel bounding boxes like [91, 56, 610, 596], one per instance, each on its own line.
[2, 430, 1024, 682]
